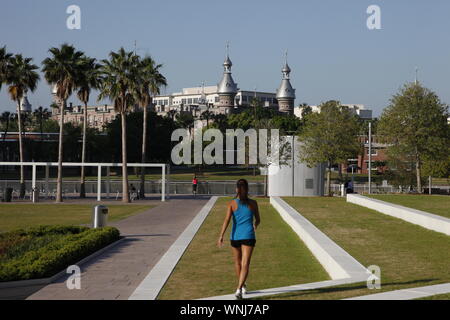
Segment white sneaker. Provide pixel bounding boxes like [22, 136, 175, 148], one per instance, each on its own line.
[235, 288, 242, 300]
[242, 284, 247, 295]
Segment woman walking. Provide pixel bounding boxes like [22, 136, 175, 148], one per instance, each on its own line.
[217, 179, 260, 299]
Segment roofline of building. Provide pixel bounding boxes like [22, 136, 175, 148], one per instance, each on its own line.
[154, 90, 277, 98]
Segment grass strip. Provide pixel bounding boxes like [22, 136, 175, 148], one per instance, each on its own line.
[157, 197, 329, 300]
[368, 194, 450, 219]
[255, 197, 450, 300]
[0, 204, 153, 232]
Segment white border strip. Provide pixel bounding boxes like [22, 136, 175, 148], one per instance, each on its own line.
[347, 194, 450, 236]
[345, 283, 450, 300]
[128, 196, 218, 300]
[201, 278, 360, 300]
[271, 197, 368, 280]
[199, 197, 368, 300]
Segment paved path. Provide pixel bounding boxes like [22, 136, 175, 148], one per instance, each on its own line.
[27, 196, 210, 300]
[344, 283, 450, 300]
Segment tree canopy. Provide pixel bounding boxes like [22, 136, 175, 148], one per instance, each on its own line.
[298, 100, 361, 195]
[378, 82, 450, 190]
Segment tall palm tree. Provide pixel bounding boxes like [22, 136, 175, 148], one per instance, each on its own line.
[5, 54, 40, 198]
[42, 44, 85, 202]
[32, 106, 51, 160]
[0, 47, 12, 162]
[0, 46, 12, 91]
[200, 110, 214, 127]
[1, 111, 13, 160]
[98, 48, 139, 203]
[5, 54, 39, 198]
[77, 57, 102, 198]
[136, 56, 167, 198]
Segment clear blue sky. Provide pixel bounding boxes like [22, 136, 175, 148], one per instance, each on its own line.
[1, 0, 449, 116]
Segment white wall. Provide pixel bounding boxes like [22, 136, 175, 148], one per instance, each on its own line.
[268, 136, 325, 197]
[347, 194, 450, 236]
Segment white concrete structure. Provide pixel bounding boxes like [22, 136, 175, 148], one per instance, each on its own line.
[129, 196, 218, 300]
[347, 194, 450, 236]
[268, 136, 325, 197]
[270, 197, 368, 280]
[295, 104, 373, 119]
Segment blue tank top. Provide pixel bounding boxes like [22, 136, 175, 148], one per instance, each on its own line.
[231, 198, 255, 240]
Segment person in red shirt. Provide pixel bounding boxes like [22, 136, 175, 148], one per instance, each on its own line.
[192, 175, 198, 196]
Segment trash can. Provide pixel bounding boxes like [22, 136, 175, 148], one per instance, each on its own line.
[3, 188, 13, 202]
[92, 205, 108, 228]
[32, 188, 40, 203]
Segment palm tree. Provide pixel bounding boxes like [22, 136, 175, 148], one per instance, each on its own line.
[0, 46, 12, 90]
[1, 111, 13, 160]
[77, 57, 102, 198]
[136, 56, 167, 198]
[42, 44, 85, 202]
[5, 54, 40, 198]
[32, 106, 51, 160]
[200, 110, 214, 127]
[98, 48, 139, 203]
[167, 109, 177, 121]
[0, 47, 12, 162]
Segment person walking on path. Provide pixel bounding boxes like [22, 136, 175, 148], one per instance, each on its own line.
[217, 179, 261, 300]
[192, 175, 198, 196]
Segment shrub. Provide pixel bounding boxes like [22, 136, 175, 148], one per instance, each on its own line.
[0, 226, 120, 282]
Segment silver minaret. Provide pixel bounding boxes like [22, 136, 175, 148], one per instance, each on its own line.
[217, 43, 238, 114]
[276, 51, 296, 114]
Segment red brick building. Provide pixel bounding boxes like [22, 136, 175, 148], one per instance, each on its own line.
[344, 135, 389, 174]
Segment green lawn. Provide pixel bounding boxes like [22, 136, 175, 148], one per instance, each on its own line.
[254, 197, 450, 300]
[368, 194, 450, 219]
[157, 197, 329, 300]
[0, 204, 153, 232]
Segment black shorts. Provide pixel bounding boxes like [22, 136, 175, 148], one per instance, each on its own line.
[230, 239, 256, 248]
[192, 184, 197, 191]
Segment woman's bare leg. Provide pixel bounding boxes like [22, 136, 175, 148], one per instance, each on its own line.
[238, 245, 254, 289]
[231, 246, 242, 280]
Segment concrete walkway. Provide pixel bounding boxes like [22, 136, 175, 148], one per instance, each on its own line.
[344, 283, 450, 300]
[27, 196, 210, 300]
[129, 197, 218, 300]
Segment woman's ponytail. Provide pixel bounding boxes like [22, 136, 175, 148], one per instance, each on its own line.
[236, 179, 250, 206]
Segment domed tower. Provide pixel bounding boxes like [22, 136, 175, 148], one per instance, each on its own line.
[51, 84, 63, 115]
[276, 52, 295, 114]
[18, 91, 32, 113]
[217, 44, 238, 114]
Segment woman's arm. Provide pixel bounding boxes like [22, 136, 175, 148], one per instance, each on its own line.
[217, 201, 234, 247]
[253, 200, 261, 230]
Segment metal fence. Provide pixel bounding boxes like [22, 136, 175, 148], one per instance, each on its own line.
[0, 180, 265, 200]
[329, 183, 450, 195]
[2, 180, 448, 201]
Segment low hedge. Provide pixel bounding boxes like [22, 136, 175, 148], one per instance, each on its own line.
[0, 225, 120, 282]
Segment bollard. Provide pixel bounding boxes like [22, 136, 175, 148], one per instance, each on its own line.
[92, 205, 108, 228]
[32, 188, 40, 203]
[340, 184, 346, 197]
